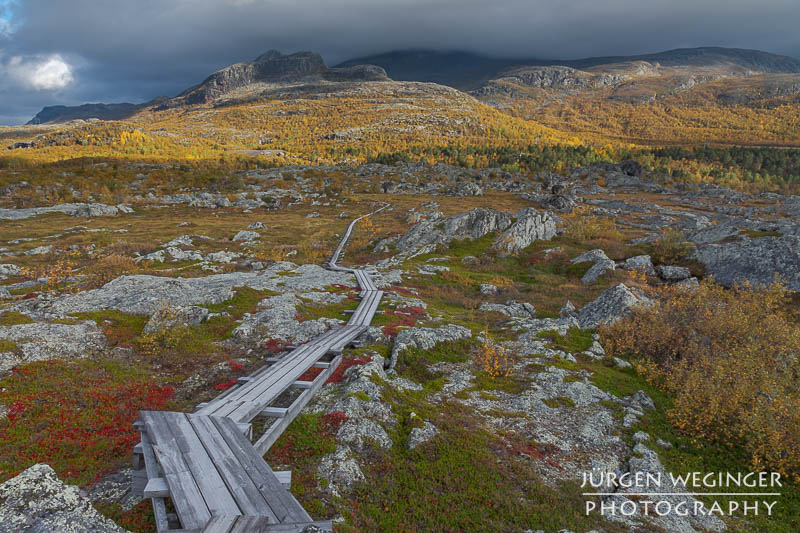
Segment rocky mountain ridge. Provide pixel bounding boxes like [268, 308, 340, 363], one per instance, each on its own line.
[26, 46, 800, 124]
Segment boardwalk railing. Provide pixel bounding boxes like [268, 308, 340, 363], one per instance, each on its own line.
[132, 204, 389, 532]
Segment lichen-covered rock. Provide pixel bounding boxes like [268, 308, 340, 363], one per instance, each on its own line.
[393, 208, 512, 252]
[317, 446, 364, 497]
[0, 463, 128, 532]
[143, 305, 209, 334]
[559, 300, 577, 318]
[447, 181, 483, 196]
[0, 203, 120, 221]
[619, 255, 656, 276]
[479, 283, 498, 295]
[692, 235, 800, 291]
[657, 265, 692, 281]
[389, 324, 472, 369]
[232, 230, 260, 242]
[607, 444, 727, 533]
[571, 248, 616, 284]
[479, 300, 536, 319]
[232, 293, 340, 344]
[0, 263, 21, 280]
[30, 263, 355, 316]
[407, 421, 439, 449]
[493, 208, 556, 255]
[0, 321, 107, 373]
[577, 284, 654, 329]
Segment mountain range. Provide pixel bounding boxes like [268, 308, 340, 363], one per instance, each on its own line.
[26, 46, 800, 126]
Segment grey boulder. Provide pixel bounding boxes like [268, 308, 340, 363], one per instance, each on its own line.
[0, 463, 128, 533]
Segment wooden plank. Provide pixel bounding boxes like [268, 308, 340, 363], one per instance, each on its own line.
[210, 416, 312, 524]
[166, 413, 242, 516]
[197, 515, 237, 533]
[144, 412, 238, 523]
[197, 345, 322, 421]
[188, 415, 278, 521]
[143, 477, 170, 499]
[260, 407, 288, 418]
[138, 431, 170, 532]
[253, 353, 342, 455]
[152, 445, 212, 530]
[221, 343, 331, 422]
[196, 518, 334, 533]
[273, 471, 291, 489]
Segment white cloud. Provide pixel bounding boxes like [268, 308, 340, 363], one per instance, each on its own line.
[6, 54, 73, 90]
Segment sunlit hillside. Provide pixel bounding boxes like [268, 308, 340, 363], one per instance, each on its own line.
[1, 81, 579, 165]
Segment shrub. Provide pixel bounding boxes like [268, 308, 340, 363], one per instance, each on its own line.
[601, 279, 800, 479]
[136, 303, 192, 358]
[0, 360, 174, 485]
[561, 208, 622, 241]
[649, 228, 695, 264]
[474, 330, 513, 378]
[85, 254, 138, 288]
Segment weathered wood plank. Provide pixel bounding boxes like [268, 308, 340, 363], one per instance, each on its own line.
[188, 415, 278, 521]
[253, 353, 342, 455]
[151, 444, 212, 530]
[210, 416, 312, 524]
[138, 431, 170, 532]
[162, 412, 242, 517]
[143, 477, 170, 499]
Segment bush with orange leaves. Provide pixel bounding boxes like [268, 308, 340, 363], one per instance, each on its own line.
[84, 254, 138, 288]
[600, 279, 800, 480]
[474, 330, 513, 378]
[560, 206, 622, 242]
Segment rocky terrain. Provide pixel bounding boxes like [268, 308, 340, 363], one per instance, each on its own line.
[0, 155, 797, 532]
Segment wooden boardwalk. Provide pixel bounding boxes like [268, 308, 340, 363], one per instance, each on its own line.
[132, 204, 388, 532]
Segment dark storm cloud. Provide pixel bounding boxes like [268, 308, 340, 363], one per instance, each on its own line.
[1, 0, 799, 124]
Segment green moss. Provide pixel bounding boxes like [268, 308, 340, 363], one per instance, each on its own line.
[479, 391, 500, 401]
[71, 310, 148, 347]
[0, 311, 34, 326]
[395, 338, 478, 386]
[0, 339, 18, 352]
[349, 391, 371, 402]
[342, 401, 627, 533]
[543, 396, 576, 408]
[740, 229, 782, 238]
[296, 297, 358, 322]
[206, 287, 277, 320]
[471, 370, 526, 394]
[536, 327, 594, 353]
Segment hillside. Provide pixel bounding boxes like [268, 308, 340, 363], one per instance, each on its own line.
[3, 79, 578, 165]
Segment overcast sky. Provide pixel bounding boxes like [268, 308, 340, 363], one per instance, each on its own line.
[1, 0, 799, 124]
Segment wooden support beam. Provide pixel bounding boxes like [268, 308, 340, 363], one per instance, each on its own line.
[293, 380, 313, 389]
[274, 470, 291, 489]
[143, 477, 170, 499]
[259, 407, 288, 418]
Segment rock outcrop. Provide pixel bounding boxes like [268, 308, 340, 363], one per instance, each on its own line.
[389, 324, 472, 369]
[572, 249, 616, 284]
[577, 284, 654, 329]
[0, 203, 121, 221]
[691, 235, 800, 290]
[392, 208, 513, 253]
[492, 208, 557, 255]
[0, 321, 108, 373]
[0, 464, 128, 532]
[170, 50, 389, 106]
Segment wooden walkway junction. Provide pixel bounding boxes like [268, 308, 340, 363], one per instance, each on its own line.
[132, 204, 389, 532]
